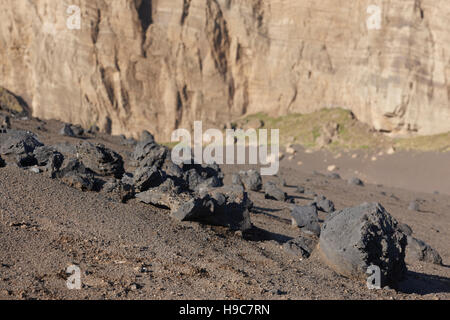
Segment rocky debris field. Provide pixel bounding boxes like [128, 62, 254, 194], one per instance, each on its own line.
[0, 112, 449, 299]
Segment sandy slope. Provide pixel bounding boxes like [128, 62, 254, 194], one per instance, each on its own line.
[0, 117, 449, 300]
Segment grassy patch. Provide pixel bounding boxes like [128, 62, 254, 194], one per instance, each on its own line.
[0, 87, 28, 115]
[395, 132, 450, 152]
[161, 108, 450, 153]
[236, 109, 450, 153]
[235, 109, 392, 151]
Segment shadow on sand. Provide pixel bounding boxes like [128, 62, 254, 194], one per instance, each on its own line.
[398, 270, 450, 295]
[243, 226, 293, 244]
[251, 206, 292, 225]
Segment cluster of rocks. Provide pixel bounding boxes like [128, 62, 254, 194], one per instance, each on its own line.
[226, 166, 443, 287]
[228, 169, 415, 287]
[130, 132, 251, 231]
[233, 170, 291, 203]
[0, 127, 252, 231]
[286, 200, 443, 287]
[1, 124, 444, 289]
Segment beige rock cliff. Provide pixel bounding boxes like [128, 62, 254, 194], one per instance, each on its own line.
[0, 0, 449, 140]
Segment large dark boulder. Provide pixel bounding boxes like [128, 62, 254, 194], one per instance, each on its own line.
[140, 130, 155, 144]
[231, 173, 243, 186]
[319, 203, 407, 287]
[71, 124, 84, 137]
[176, 159, 224, 192]
[136, 183, 251, 231]
[77, 142, 124, 178]
[53, 142, 77, 156]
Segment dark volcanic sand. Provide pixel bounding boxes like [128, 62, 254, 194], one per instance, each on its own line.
[0, 117, 449, 300]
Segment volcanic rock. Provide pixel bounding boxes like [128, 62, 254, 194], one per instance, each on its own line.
[283, 236, 317, 259]
[133, 166, 165, 192]
[132, 136, 167, 166]
[312, 195, 335, 213]
[56, 158, 96, 191]
[60, 124, 75, 137]
[0, 130, 43, 167]
[137, 182, 251, 231]
[319, 203, 407, 287]
[406, 236, 442, 265]
[101, 178, 135, 203]
[71, 125, 84, 137]
[76, 142, 124, 178]
[348, 177, 364, 186]
[291, 205, 321, 236]
[33, 145, 64, 176]
[239, 170, 263, 191]
[264, 182, 287, 202]
[0, 130, 43, 156]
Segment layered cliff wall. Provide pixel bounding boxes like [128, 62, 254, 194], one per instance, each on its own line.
[1, 0, 450, 140]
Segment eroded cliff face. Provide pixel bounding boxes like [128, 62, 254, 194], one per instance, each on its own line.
[1, 0, 449, 140]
